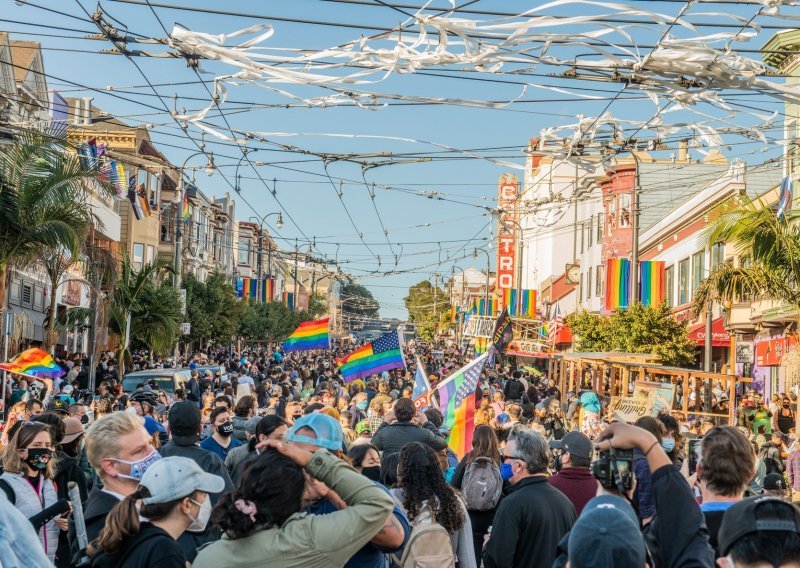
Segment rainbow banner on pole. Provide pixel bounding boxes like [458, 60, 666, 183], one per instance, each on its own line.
[283, 318, 330, 352]
[471, 298, 497, 316]
[500, 289, 537, 316]
[0, 348, 65, 379]
[604, 258, 631, 311]
[181, 191, 190, 222]
[338, 330, 405, 382]
[437, 353, 489, 458]
[639, 261, 666, 307]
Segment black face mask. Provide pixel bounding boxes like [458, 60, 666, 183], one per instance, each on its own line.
[362, 466, 381, 482]
[24, 448, 53, 471]
[784, 403, 791, 409]
[80, 414, 90, 425]
[217, 421, 234, 437]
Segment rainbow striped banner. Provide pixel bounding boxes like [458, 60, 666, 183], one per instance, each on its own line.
[501, 289, 537, 316]
[604, 258, 631, 311]
[639, 261, 666, 307]
[437, 353, 489, 458]
[283, 318, 330, 352]
[338, 330, 404, 382]
[0, 348, 65, 379]
[182, 191, 190, 222]
[471, 298, 497, 316]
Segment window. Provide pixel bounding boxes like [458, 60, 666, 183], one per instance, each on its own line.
[238, 238, 250, 265]
[678, 258, 690, 305]
[586, 269, 592, 301]
[146, 245, 156, 266]
[692, 251, 705, 294]
[588, 216, 593, 247]
[579, 272, 584, 300]
[620, 194, 631, 228]
[21, 283, 33, 308]
[596, 265, 604, 297]
[665, 265, 675, 307]
[711, 242, 725, 271]
[608, 199, 616, 235]
[597, 212, 604, 241]
[580, 223, 585, 254]
[133, 243, 144, 271]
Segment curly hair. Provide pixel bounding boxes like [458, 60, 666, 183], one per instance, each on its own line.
[398, 442, 465, 534]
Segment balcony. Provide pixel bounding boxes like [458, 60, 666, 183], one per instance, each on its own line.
[88, 189, 121, 242]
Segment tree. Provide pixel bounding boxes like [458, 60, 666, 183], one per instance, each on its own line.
[693, 202, 800, 313]
[404, 280, 448, 341]
[341, 282, 379, 319]
[239, 301, 310, 341]
[183, 273, 246, 347]
[131, 283, 181, 356]
[566, 303, 696, 366]
[308, 292, 328, 318]
[0, 132, 110, 317]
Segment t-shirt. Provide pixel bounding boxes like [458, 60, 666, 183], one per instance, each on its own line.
[199, 436, 242, 461]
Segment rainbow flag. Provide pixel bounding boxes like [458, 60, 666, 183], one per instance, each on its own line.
[0, 348, 65, 379]
[639, 261, 666, 307]
[283, 318, 330, 352]
[473, 298, 496, 316]
[338, 330, 404, 382]
[519, 289, 536, 316]
[182, 191, 190, 222]
[437, 353, 489, 458]
[604, 258, 630, 311]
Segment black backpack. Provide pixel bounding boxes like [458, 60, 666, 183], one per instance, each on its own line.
[506, 379, 524, 401]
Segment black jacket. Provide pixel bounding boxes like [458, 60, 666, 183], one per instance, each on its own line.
[90, 522, 185, 568]
[69, 486, 121, 564]
[55, 452, 88, 567]
[483, 475, 576, 568]
[371, 421, 447, 456]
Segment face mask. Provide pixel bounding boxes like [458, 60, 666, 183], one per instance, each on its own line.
[126, 406, 139, 415]
[661, 438, 675, 453]
[217, 422, 234, 437]
[113, 449, 161, 481]
[186, 496, 212, 532]
[80, 414, 90, 425]
[784, 404, 791, 408]
[356, 401, 368, 411]
[362, 466, 381, 482]
[23, 448, 53, 471]
[500, 462, 514, 481]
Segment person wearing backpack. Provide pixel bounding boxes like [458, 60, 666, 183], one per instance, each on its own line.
[760, 431, 786, 476]
[451, 425, 503, 561]
[503, 371, 528, 405]
[392, 442, 477, 568]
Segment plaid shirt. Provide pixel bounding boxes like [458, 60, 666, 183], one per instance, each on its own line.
[786, 449, 800, 490]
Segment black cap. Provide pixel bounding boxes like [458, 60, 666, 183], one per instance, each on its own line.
[168, 401, 201, 445]
[549, 431, 593, 461]
[763, 473, 786, 491]
[718, 496, 800, 556]
[47, 399, 70, 414]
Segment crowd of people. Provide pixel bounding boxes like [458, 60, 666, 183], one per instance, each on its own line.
[0, 341, 799, 567]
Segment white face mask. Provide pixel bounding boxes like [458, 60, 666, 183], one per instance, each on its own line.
[186, 496, 211, 533]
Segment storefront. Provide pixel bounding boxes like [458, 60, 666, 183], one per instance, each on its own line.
[686, 318, 731, 373]
[752, 335, 798, 397]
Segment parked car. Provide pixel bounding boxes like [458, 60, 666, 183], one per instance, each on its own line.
[122, 369, 191, 395]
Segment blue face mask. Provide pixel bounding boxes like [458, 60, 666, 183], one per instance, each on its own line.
[500, 462, 514, 481]
[661, 438, 675, 453]
[355, 401, 368, 411]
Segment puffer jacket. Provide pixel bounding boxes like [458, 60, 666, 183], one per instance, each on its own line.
[0, 472, 61, 561]
[232, 416, 249, 442]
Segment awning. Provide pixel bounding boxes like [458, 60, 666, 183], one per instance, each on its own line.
[555, 325, 573, 345]
[687, 318, 730, 347]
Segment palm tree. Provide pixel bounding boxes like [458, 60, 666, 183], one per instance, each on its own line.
[0, 132, 110, 324]
[108, 254, 175, 375]
[693, 201, 800, 313]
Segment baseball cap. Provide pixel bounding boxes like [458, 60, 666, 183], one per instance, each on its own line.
[62, 417, 84, 444]
[167, 401, 202, 445]
[568, 495, 646, 568]
[140, 456, 225, 505]
[62, 385, 74, 395]
[763, 473, 786, 491]
[718, 495, 800, 556]
[47, 399, 70, 415]
[286, 413, 343, 452]
[549, 431, 593, 461]
[244, 415, 262, 436]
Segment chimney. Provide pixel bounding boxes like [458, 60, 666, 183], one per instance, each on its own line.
[678, 139, 688, 162]
[72, 98, 82, 126]
[82, 97, 93, 125]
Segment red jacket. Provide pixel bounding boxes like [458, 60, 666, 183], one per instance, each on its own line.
[548, 467, 597, 515]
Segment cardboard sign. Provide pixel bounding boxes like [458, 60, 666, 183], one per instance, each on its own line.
[633, 380, 676, 416]
[611, 396, 650, 423]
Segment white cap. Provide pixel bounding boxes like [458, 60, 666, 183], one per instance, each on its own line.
[140, 456, 225, 505]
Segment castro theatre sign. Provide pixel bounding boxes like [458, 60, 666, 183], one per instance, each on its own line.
[496, 173, 520, 292]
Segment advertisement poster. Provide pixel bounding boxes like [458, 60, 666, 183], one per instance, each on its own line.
[632, 380, 676, 416]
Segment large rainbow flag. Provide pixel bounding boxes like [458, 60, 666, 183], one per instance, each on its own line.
[0, 348, 65, 379]
[604, 258, 631, 311]
[471, 298, 497, 316]
[437, 353, 489, 458]
[282, 318, 330, 352]
[639, 261, 666, 307]
[502, 289, 537, 316]
[338, 330, 405, 382]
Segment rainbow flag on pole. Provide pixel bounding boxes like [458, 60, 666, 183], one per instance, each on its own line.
[0, 348, 65, 379]
[437, 353, 489, 458]
[639, 261, 666, 307]
[604, 258, 630, 311]
[338, 330, 405, 382]
[282, 318, 330, 352]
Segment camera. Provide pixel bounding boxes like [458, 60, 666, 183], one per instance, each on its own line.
[591, 448, 634, 492]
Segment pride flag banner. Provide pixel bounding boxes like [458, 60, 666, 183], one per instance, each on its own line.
[338, 330, 405, 382]
[437, 353, 489, 458]
[283, 318, 330, 352]
[473, 298, 497, 316]
[0, 348, 65, 379]
[501, 289, 536, 316]
[604, 258, 631, 311]
[182, 191, 190, 222]
[639, 261, 666, 307]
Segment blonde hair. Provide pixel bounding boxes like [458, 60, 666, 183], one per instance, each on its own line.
[2, 422, 57, 479]
[85, 412, 144, 478]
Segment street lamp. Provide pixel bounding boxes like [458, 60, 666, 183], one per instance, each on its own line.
[473, 248, 491, 316]
[249, 212, 283, 303]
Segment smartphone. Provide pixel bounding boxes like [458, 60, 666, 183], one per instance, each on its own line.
[688, 438, 702, 474]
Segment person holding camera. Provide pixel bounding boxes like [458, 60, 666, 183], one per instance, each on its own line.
[555, 422, 714, 568]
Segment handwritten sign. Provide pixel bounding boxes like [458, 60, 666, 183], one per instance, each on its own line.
[611, 396, 650, 423]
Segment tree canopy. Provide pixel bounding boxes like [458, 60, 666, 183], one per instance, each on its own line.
[404, 280, 448, 341]
[183, 273, 247, 347]
[238, 301, 310, 341]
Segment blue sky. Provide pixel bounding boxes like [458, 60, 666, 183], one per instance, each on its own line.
[3, 0, 791, 317]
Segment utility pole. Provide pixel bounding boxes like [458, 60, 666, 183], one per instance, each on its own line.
[433, 273, 438, 319]
[256, 225, 263, 303]
[292, 238, 299, 312]
[630, 151, 642, 305]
